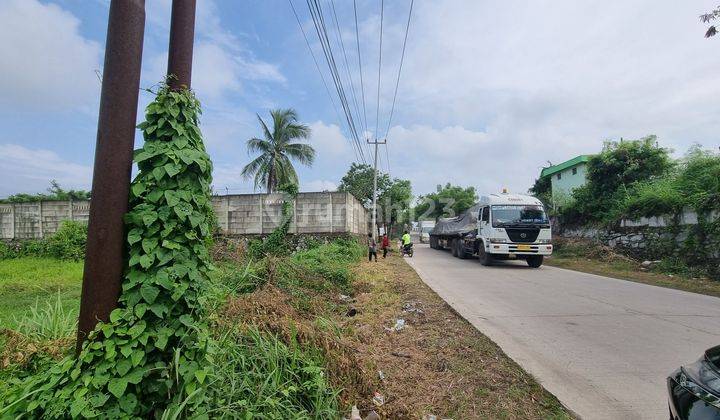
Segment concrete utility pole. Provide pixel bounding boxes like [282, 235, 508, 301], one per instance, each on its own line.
[77, 0, 146, 351]
[368, 138, 386, 240]
[167, 0, 196, 90]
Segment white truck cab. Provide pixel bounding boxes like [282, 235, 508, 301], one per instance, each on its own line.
[476, 193, 552, 267]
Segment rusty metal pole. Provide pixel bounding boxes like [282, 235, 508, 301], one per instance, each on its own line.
[77, 0, 145, 351]
[167, 0, 196, 90]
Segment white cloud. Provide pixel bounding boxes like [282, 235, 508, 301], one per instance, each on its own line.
[0, 144, 92, 196]
[348, 0, 720, 195]
[0, 0, 102, 111]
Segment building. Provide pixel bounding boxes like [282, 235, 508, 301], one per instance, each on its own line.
[540, 155, 590, 209]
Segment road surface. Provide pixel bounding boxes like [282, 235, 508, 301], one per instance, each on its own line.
[405, 244, 720, 419]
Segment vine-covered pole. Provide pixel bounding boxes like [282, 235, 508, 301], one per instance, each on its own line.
[167, 0, 196, 90]
[77, 0, 146, 351]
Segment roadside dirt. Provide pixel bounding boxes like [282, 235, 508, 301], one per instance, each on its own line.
[340, 253, 571, 419]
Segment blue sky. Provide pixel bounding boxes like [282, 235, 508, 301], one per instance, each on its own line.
[2, 0, 720, 199]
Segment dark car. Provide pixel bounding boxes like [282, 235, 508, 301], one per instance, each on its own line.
[668, 345, 720, 419]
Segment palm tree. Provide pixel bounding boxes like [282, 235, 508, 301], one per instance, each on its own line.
[241, 108, 315, 193]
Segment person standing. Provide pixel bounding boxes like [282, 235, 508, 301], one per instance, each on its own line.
[381, 233, 390, 258]
[367, 232, 378, 262]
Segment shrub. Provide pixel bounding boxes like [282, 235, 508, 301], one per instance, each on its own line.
[45, 221, 87, 260]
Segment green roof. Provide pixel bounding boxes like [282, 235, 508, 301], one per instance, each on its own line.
[540, 155, 591, 178]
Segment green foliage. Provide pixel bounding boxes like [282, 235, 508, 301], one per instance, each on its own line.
[338, 163, 391, 206]
[561, 136, 674, 224]
[1, 180, 90, 203]
[241, 109, 314, 193]
[289, 238, 364, 292]
[46, 221, 87, 260]
[205, 327, 339, 418]
[529, 175, 552, 208]
[415, 183, 478, 220]
[0, 221, 87, 260]
[1, 84, 216, 418]
[0, 257, 82, 329]
[337, 163, 413, 232]
[14, 293, 77, 342]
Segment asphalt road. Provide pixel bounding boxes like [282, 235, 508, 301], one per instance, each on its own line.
[405, 244, 720, 420]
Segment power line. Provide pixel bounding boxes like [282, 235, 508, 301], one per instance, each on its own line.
[329, 0, 365, 137]
[306, 0, 368, 162]
[384, 0, 414, 139]
[353, 0, 368, 137]
[374, 0, 384, 141]
[288, 0, 364, 163]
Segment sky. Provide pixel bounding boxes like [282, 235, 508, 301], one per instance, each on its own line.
[1, 0, 720, 200]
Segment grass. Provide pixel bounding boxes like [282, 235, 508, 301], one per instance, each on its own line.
[547, 238, 720, 298]
[0, 258, 83, 329]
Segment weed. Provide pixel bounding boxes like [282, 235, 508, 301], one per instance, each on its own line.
[14, 293, 77, 341]
[205, 327, 340, 418]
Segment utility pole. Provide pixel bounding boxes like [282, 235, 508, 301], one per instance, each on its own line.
[167, 0, 196, 90]
[77, 0, 145, 351]
[368, 138, 386, 240]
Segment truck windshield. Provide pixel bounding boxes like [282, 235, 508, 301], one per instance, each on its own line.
[491, 205, 548, 227]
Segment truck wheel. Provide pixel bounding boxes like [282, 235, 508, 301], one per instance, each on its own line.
[457, 241, 469, 259]
[526, 255, 544, 268]
[478, 243, 493, 266]
[430, 236, 437, 249]
[451, 239, 458, 257]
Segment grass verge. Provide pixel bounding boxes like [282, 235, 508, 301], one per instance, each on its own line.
[547, 237, 720, 298]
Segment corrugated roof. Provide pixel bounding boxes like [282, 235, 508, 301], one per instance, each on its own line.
[540, 155, 591, 178]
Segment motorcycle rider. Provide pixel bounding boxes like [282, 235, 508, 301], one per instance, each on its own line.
[401, 230, 412, 254]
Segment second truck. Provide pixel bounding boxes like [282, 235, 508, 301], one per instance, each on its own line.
[428, 191, 553, 267]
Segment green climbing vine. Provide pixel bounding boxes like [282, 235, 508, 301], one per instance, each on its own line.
[1, 83, 215, 418]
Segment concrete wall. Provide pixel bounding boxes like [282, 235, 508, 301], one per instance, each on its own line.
[558, 209, 720, 262]
[0, 200, 91, 239]
[0, 192, 368, 239]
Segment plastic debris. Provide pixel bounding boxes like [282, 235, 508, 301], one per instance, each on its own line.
[422, 415, 437, 420]
[346, 307, 357, 317]
[372, 392, 385, 406]
[385, 318, 406, 332]
[402, 301, 425, 315]
[378, 370, 385, 381]
[349, 405, 362, 420]
[339, 294, 355, 303]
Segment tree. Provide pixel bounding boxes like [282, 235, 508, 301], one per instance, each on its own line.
[529, 175, 551, 207]
[337, 163, 391, 207]
[0, 180, 91, 203]
[700, 7, 720, 38]
[337, 163, 412, 234]
[241, 108, 314, 193]
[414, 183, 478, 220]
[561, 136, 674, 223]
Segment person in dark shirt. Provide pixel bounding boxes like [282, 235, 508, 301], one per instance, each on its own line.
[367, 232, 377, 262]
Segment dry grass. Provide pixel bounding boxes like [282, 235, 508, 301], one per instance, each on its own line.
[346, 255, 572, 419]
[547, 238, 720, 298]
[218, 252, 572, 419]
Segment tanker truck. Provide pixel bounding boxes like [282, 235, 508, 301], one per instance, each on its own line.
[428, 191, 552, 267]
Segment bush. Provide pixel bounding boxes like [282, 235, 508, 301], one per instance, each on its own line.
[14, 293, 77, 342]
[0, 221, 87, 260]
[45, 221, 87, 260]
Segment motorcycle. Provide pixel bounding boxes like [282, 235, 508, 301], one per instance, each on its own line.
[401, 243, 414, 257]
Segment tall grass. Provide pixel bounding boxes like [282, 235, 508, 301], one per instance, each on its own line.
[13, 293, 77, 341]
[205, 327, 340, 418]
